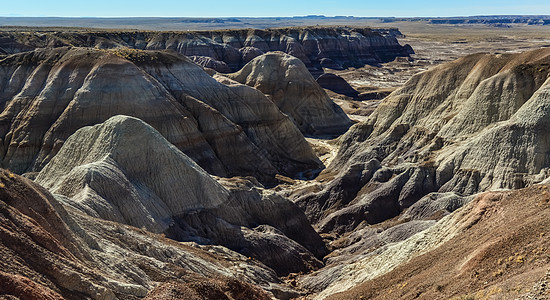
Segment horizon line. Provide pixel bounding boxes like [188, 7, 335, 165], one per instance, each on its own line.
[1, 14, 550, 19]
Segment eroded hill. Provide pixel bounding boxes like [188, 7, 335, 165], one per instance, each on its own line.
[295, 47, 550, 235]
[0, 47, 354, 183]
[0, 168, 297, 299]
[285, 46, 550, 299]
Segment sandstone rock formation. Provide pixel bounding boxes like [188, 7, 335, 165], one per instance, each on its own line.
[227, 52, 353, 135]
[295, 47, 550, 236]
[0, 27, 413, 72]
[35, 115, 327, 276]
[0, 47, 323, 182]
[0, 168, 291, 299]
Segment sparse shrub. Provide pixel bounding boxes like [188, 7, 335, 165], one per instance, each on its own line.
[450, 294, 475, 300]
[515, 255, 525, 263]
[492, 268, 504, 277]
[107, 47, 179, 65]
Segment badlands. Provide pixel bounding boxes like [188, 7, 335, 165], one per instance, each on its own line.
[1, 19, 550, 299]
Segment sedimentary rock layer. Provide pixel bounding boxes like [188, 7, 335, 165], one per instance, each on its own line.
[316, 73, 360, 98]
[305, 185, 550, 299]
[35, 115, 327, 276]
[0, 27, 413, 72]
[0, 47, 323, 182]
[296, 47, 550, 234]
[227, 52, 353, 135]
[0, 168, 291, 299]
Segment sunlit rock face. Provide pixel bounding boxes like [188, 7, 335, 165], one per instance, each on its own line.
[0, 47, 323, 183]
[297, 47, 550, 235]
[35, 115, 327, 276]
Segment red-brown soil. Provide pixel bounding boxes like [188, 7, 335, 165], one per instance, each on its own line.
[328, 186, 550, 299]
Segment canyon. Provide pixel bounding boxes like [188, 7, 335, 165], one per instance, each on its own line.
[1, 23, 550, 300]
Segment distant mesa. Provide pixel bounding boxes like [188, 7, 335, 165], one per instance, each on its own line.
[428, 16, 550, 25]
[378, 15, 550, 26]
[179, 17, 242, 23]
[0, 27, 413, 73]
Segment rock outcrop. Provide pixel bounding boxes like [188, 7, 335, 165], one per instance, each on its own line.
[0, 27, 413, 72]
[316, 73, 360, 98]
[295, 47, 550, 234]
[0, 168, 290, 299]
[35, 115, 327, 276]
[227, 52, 353, 135]
[189, 55, 232, 73]
[0, 47, 323, 182]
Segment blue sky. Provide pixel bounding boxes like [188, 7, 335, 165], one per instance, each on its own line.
[2, 0, 550, 17]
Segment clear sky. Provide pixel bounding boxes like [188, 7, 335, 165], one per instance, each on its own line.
[2, 0, 550, 18]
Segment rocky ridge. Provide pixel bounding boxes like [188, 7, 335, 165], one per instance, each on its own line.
[295, 47, 550, 236]
[0, 27, 413, 73]
[309, 185, 550, 299]
[226, 52, 353, 135]
[277, 46, 550, 298]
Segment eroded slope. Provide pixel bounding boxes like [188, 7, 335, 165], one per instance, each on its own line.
[295, 47, 550, 235]
[0, 168, 288, 299]
[320, 185, 550, 299]
[35, 115, 327, 276]
[227, 52, 353, 135]
[0, 47, 324, 183]
[0, 27, 412, 72]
